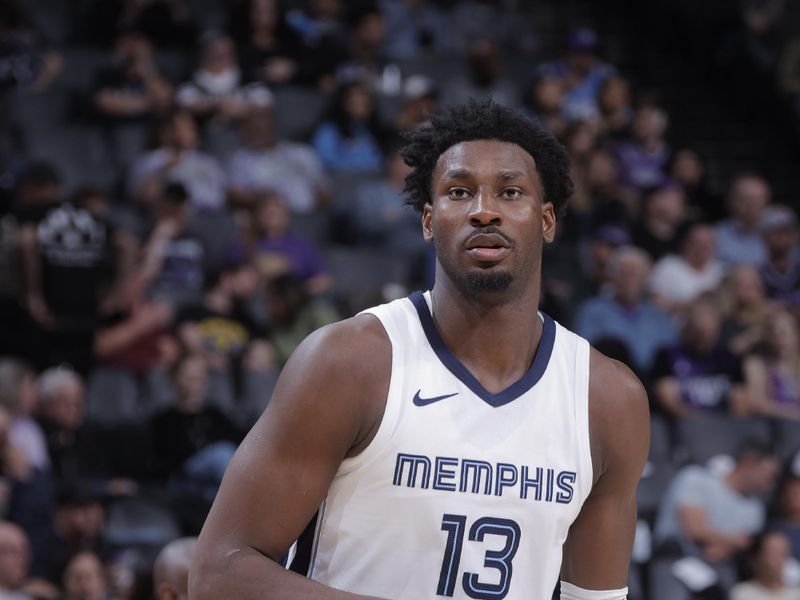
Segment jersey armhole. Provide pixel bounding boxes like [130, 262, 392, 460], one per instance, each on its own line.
[574, 337, 594, 497]
[336, 308, 403, 477]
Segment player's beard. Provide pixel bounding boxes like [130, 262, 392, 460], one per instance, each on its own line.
[463, 270, 513, 293]
[434, 237, 519, 304]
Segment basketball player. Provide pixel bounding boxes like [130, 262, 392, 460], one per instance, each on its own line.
[189, 100, 650, 600]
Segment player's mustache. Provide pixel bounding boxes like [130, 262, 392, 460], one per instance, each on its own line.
[463, 226, 515, 249]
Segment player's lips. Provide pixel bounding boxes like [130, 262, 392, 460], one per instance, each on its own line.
[464, 233, 512, 261]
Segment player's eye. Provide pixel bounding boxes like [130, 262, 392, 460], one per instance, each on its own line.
[501, 188, 522, 199]
[448, 187, 471, 200]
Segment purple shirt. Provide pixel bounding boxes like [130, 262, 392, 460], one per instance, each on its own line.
[652, 344, 744, 411]
[256, 234, 326, 281]
[613, 140, 670, 192]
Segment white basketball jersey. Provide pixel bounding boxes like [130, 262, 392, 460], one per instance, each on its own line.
[299, 291, 594, 600]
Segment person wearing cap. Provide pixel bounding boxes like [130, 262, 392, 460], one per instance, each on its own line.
[535, 27, 616, 122]
[574, 245, 676, 374]
[759, 204, 800, 308]
[394, 75, 438, 132]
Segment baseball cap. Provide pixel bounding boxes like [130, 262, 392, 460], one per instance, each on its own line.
[760, 205, 798, 232]
[567, 28, 599, 52]
[593, 225, 630, 248]
[403, 75, 438, 101]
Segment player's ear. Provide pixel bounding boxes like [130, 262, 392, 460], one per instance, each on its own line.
[422, 202, 433, 243]
[542, 202, 556, 243]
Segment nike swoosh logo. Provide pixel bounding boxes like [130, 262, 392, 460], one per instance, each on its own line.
[413, 389, 459, 406]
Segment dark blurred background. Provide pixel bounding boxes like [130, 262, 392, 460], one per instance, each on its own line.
[1, 0, 800, 599]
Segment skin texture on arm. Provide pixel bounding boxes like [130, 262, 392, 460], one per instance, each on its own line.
[561, 349, 650, 590]
[189, 315, 390, 600]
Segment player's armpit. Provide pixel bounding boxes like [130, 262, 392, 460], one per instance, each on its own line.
[561, 350, 650, 591]
[189, 314, 391, 600]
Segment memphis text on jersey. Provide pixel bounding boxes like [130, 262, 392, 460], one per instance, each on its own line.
[393, 453, 577, 503]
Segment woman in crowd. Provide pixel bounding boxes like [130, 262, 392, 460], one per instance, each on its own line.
[744, 309, 800, 420]
[311, 79, 386, 172]
[720, 265, 771, 357]
[61, 551, 113, 600]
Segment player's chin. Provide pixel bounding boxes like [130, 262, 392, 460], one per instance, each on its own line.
[462, 269, 514, 294]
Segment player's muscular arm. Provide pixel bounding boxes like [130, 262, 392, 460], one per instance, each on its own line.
[189, 315, 390, 600]
[561, 349, 650, 592]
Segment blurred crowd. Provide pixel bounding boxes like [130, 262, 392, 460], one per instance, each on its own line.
[0, 0, 800, 599]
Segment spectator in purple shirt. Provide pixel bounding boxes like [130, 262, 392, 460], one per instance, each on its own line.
[247, 192, 332, 295]
[613, 99, 671, 194]
[651, 294, 749, 418]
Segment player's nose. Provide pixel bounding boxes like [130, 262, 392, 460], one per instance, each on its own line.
[468, 188, 501, 227]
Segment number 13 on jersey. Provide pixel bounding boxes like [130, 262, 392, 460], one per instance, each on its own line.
[437, 514, 521, 599]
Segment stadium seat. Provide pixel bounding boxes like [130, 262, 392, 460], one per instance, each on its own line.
[86, 367, 142, 424]
[207, 369, 236, 416]
[154, 49, 193, 84]
[105, 495, 181, 549]
[649, 414, 673, 465]
[774, 420, 800, 461]
[674, 414, 771, 466]
[638, 462, 676, 521]
[56, 47, 108, 92]
[647, 559, 692, 600]
[187, 209, 238, 269]
[8, 89, 71, 133]
[291, 209, 332, 244]
[325, 246, 411, 294]
[273, 87, 329, 140]
[239, 370, 280, 427]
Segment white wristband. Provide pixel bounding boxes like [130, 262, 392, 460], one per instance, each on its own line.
[560, 581, 628, 600]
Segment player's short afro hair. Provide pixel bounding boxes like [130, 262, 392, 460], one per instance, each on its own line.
[401, 99, 573, 217]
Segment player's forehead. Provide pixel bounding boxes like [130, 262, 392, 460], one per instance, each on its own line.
[432, 139, 539, 185]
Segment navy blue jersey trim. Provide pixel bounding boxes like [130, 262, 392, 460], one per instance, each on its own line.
[409, 290, 556, 407]
[288, 511, 319, 575]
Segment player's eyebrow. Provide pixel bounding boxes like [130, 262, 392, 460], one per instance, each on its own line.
[496, 170, 526, 181]
[441, 168, 472, 180]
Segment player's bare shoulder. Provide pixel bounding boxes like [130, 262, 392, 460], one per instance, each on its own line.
[273, 312, 392, 457]
[291, 312, 391, 374]
[587, 347, 650, 485]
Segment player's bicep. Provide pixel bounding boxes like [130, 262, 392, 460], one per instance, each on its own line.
[560, 473, 638, 589]
[562, 355, 650, 590]
[196, 318, 389, 563]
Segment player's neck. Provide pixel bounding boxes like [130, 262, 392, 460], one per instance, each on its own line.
[429, 278, 544, 394]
